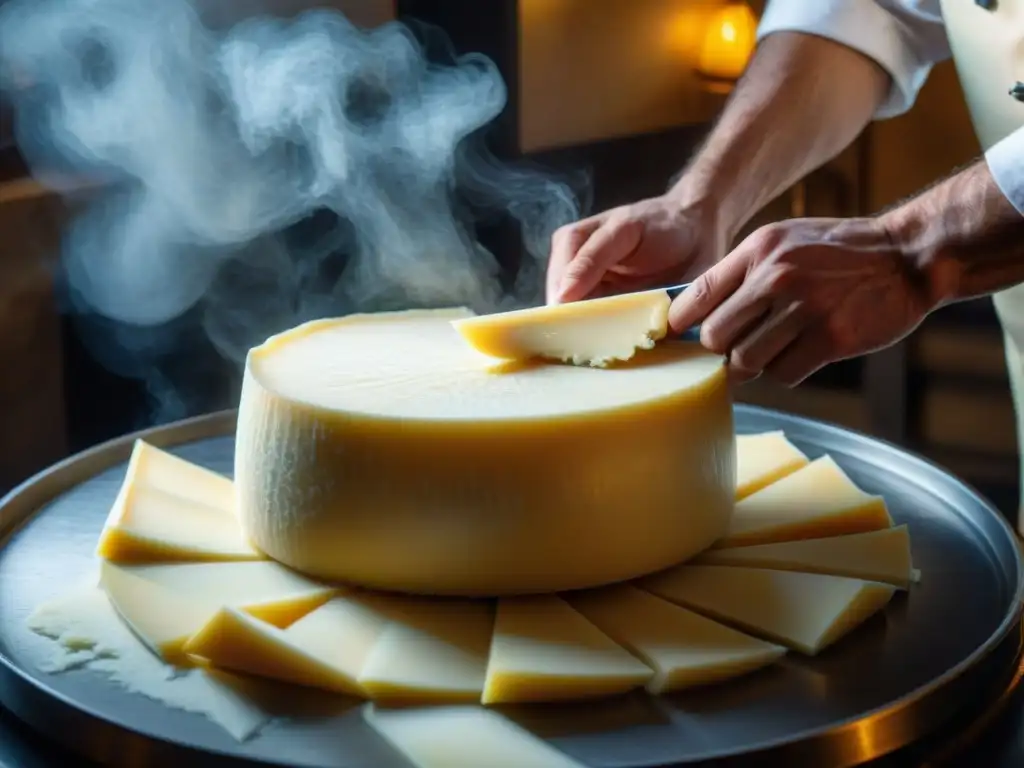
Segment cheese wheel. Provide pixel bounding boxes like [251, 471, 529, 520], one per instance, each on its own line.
[235, 308, 734, 596]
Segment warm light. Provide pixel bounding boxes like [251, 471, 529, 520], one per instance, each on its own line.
[697, 2, 758, 82]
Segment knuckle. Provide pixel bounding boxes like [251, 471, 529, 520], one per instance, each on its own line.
[699, 320, 728, 354]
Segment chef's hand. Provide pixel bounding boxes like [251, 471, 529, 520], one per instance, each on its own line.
[669, 217, 934, 385]
[546, 194, 727, 304]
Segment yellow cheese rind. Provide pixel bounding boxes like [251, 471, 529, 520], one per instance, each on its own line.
[236, 308, 735, 595]
[364, 706, 587, 768]
[567, 585, 785, 693]
[482, 595, 653, 704]
[639, 565, 896, 655]
[717, 455, 892, 548]
[695, 526, 916, 588]
[450, 290, 671, 367]
[735, 431, 809, 499]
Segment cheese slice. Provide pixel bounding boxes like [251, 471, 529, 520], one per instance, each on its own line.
[639, 565, 896, 655]
[450, 289, 671, 367]
[718, 455, 892, 548]
[183, 596, 389, 697]
[735, 431, 809, 499]
[121, 561, 336, 627]
[358, 595, 495, 704]
[695, 526, 916, 588]
[567, 585, 785, 693]
[236, 307, 734, 595]
[364, 706, 586, 768]
[482, 595, 653, 704]
[100, 560, 217, 664]
[97, 442, 261, 563]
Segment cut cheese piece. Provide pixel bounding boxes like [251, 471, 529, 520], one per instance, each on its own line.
[183, 595, 389, 696]
[98, 441, 260, 563]
[450, 289, 671, 367]
[735, 431, 809, 499]
[695, 526, 916, 588]
[718, 455, 892, 548]
[100, 560, 217, 664]
[639, 565, 896, 655]
[567, 585, 785, 693]
[122, 561, 336, 627]
[236, 307, 734, 595]
[365, 706, 586, 768]
[483, 595, 652, 704]
[358, 595, 494, 704]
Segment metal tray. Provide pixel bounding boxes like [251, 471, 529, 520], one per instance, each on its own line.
[0, 405, 1021, 768]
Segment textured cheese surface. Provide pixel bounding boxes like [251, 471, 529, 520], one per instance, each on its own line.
[695, 526, 916, 588]
[97, 441, 260, 563]
[483, 595, 653, 704]
[365, 706, 586, 768]
[718, 455, 892, 548]
[450, 290, 671, 366]
[640, 565, 896, 655]
[236, 308, 735, 595]
[735, 431, 809, 499]
[568, 585, 785, 693]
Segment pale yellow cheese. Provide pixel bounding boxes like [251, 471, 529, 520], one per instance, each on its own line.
[358, 595, 495, 704]
[482, 595, 653, 704]
[236, 307, 734, 595]
[450, 290, 671, 367]
[695, 526, 916, 588]
[735, 431, 809, 499]
[364, 706, 586, 768]
[639, 565, 896, 655]
[567, 585, 785, 693]
[717, 455, 892, 548]
[97, 441, 261, 563]
[121, 561, 336, 627]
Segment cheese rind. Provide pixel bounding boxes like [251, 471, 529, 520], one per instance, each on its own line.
[567, 585, 785, 693]
[483, 595, 653, 704]
[639, 565, 896, 655]
[236, 308, 735, 595]
[450, 290, 671, 367]
[718, 455, 892, 548]
[695, 526, 916, 588]
[735, 431, 809, 499]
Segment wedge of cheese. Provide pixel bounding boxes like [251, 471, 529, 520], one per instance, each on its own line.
[97, 441, 260, 563]
[695, 526, 916, 588]
[450, 290, 671, 367]
[717, 455, 892, 548]
[735, 431, 809, 499]
[358, 595, 495, 704]
[121, 561, 336, 627]
[364, 706, 586, 768]
[183, 595, 390, 696]
[567, 585, 785, 693]
[482, 595, 652, 704]
[639, 565, 895, 655]
[100, 560, 217, 664]
[236, 308, 734, 595]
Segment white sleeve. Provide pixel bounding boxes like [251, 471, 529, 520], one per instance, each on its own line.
[756, 0, 951, 119]
[986, 127, 1024, 215]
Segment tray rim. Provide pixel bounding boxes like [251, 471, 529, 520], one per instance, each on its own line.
[0, 405, 1021, 768]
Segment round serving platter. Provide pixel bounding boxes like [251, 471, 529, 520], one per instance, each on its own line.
[0, 405, 1021, 768]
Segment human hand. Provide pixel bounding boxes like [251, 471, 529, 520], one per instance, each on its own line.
[545, 193, 728, 304]
[668, 217, 938, 385]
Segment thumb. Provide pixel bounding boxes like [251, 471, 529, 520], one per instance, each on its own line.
[555, 219, 642, 303]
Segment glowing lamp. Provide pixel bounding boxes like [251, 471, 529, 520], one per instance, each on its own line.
[696, 2, 758, 83]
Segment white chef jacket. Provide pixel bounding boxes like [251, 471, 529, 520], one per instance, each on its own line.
[757, 0, 1024, 215]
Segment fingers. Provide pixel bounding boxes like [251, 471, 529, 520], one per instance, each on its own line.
[546, 218, 601, 304]
[554, 218, 643, 303]
[728, 300, 805, 374]
[667, 251, 748, 333]
[764, 330, 833, 386]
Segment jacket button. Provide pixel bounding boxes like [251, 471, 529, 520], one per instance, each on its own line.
[1012, 82, 1024, 102]
[976, 0, 996, 9]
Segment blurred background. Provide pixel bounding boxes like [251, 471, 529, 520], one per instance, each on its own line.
[1, 0, 1015, 525]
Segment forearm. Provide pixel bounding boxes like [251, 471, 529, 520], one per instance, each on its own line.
[673, 31, 890, 237]
[880, 161, 1024, 307]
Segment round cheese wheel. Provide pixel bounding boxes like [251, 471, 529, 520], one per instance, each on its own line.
[235, 308, 735, 596]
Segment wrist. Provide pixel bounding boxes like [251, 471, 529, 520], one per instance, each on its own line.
[875, 201, 960, 311]
[666, 159, 751, 246]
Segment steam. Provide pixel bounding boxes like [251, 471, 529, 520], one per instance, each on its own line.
[0, 0, 581, 408]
